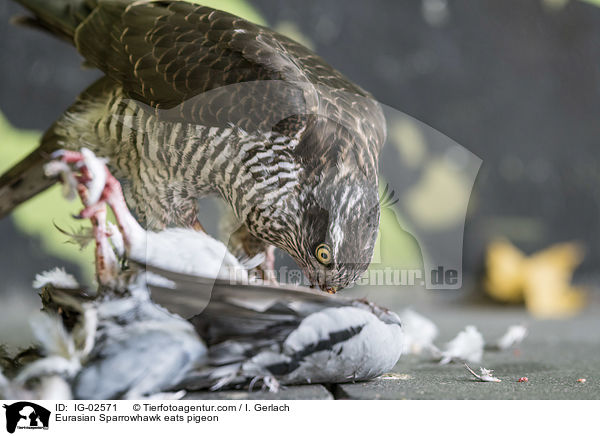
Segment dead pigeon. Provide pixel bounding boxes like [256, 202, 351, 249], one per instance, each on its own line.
[1, 149, 404, 398]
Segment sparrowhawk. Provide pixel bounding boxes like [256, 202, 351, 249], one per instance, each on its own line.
[0, 0, 387, 292]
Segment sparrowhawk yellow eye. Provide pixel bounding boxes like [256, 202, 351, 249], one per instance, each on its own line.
[315, 243, 332, 265]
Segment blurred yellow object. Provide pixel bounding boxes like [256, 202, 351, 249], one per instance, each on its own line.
[484, 239, 526, 304]
[484, 239, 586, 318]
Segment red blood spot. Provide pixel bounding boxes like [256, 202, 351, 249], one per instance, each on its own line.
[518, 377, 528, 383]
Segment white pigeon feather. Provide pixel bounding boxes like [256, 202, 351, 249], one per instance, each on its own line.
[440, 325, 484, 364]
[465, 364, 501, 382]
[400, 308, 439, 355]
[32, 267, 79, 289]
[496, 325, 528, 350]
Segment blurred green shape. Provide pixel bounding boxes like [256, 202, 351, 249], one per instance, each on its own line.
[370, 179, 423, 274]
[188, 0, 265, 24]
[0, 111, 95, 282]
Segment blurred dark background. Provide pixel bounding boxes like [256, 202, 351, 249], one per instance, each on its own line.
[252, 0, 600, 274]
[1, 0, 600, 338]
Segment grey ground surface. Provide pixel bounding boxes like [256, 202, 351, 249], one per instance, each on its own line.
[185, 385, 333, 400]
[2, 281, 599, 400]
[183, 287, 600, 400]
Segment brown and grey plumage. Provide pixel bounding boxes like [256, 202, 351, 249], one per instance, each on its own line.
[0, 0, 386, 291]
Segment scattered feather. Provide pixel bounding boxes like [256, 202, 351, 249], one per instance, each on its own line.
[465, 364, 501, 382]
[400, 309, 439, 355]
[440, 325, 484, 365]
[496, 324, 528, 350]
[33, 267, 79, 289]
[54, 223, 94, 250]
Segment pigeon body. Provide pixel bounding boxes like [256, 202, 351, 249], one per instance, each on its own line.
[26, 277, 207, 400]
[72, 277, 207, 400]
[128, 228, 253, 280]
[192, 305, 402, 388]
[1, 0, 386, 291]
[4, 273, 403, 398]
[139, 264, 404, 390]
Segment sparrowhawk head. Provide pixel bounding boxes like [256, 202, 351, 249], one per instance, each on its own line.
[252, 166, 381, 293]
[246, 107, 385, 293]
[295, 180, 380, 293]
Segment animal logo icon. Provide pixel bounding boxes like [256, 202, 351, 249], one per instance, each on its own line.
[2, 402, 50, 433]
